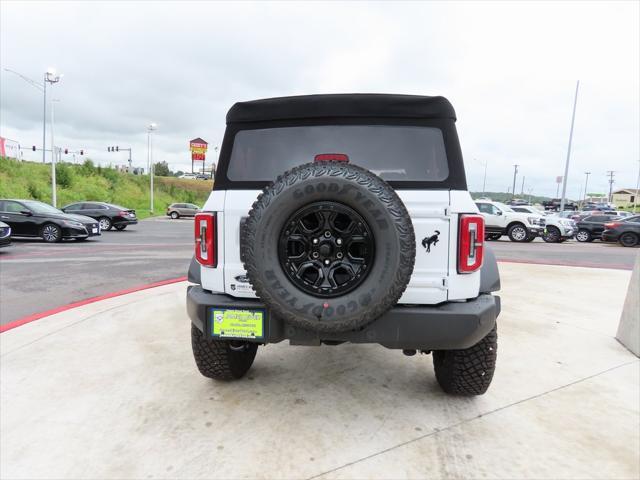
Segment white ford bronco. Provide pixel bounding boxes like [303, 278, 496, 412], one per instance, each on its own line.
[187, 94, 501, 395]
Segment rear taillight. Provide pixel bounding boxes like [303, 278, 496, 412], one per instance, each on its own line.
[605, 222, 621, 229]
[458, 214, 485, 274]
[195, 212, 217, 267]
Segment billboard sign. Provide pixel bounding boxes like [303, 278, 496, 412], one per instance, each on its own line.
[190, 138, 208, 162]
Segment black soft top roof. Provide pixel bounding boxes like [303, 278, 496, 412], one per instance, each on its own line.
[226, 94, 456, 123]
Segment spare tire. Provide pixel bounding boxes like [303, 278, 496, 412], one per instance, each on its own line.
[242, 161, 415, 333]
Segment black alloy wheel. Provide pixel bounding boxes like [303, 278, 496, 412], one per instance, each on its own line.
[619, 232, 639, 247]
[42, 223, 62, 243]
[542, 226, 561, 243]
[278, 201, 374, 298]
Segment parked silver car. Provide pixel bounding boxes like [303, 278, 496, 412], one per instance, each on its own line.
[166, 203, 200, 219]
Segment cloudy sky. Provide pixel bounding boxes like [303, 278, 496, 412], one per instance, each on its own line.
[1, 1, 638, 198]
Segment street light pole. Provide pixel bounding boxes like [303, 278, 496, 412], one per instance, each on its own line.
[147, 123, 157, 212]
[634, 159, 639, 213]
[559, 81, 580, 213]
[44, 68, 61, 207]
[582, 171, 591, 209]
[42, 79, 47, 164]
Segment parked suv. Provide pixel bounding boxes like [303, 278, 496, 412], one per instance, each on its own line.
[61, 202, 137, 231]
[602, 215, 640, 247]
[511, 206, 576, 242]
[575, 214, 621, 242]
[185, 94, 501, 396]
[476, 200, 544, 242]
[167, 203, 200, 219]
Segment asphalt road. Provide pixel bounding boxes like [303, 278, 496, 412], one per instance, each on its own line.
[0, 219, 637, 327]
[0, 217, 193, 327]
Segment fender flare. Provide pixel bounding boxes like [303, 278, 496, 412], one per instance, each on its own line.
[188, 255, 201, 284]
[480, 246, 500, 293]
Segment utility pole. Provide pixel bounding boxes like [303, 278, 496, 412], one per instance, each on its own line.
[520, 176, 525, 195]
[511, 164, 519, 200]
[581, 171, 591, 209]
[559, 81, 580, 213]
[606, 170, 615, 203]
[482, 160, 488, 196]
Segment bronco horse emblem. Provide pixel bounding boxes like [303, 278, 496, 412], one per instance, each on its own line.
[421, 231, 440, 253]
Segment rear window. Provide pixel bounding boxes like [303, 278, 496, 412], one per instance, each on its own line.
[227, 125, 449, 182]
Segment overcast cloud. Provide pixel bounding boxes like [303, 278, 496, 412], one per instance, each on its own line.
[1, 1, 638, 198]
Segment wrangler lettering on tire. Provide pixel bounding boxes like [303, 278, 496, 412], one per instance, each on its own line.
[242, 161, 415, 333]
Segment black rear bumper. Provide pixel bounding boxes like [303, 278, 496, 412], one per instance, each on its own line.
[187, 286, 500, 350]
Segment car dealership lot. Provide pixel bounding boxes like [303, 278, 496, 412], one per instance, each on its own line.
[0, 218, 637, 327]
[0, 217, 193, 327]
[488, 237, 638, 270]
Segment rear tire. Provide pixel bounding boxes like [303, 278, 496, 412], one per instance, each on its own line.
[619, 232, 639, 247]
[170, 211, 179, 219]
[114, 224, 127, 231]
[191, 324, 258, 380]
[576, 229, 592, 242]
[485, 233, 502, 241]
[433, 326, 497, 396]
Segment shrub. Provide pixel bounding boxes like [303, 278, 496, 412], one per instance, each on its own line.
[56, 163, 73, 188]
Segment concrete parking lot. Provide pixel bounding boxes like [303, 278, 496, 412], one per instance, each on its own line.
[1, 262, 637, 479]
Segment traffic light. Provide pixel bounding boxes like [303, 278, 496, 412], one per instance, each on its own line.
[80, 150, 84, 155]
[32, 145, 36, 151]
[64, 148, 68, 154]
[116, 146, 119, 152]
[107, 147, 111, 152]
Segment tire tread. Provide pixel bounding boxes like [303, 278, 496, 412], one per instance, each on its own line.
[433, 326, 497, 396]
[191, 325, 257, 380]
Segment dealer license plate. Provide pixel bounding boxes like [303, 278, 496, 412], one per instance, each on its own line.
[209, 308, 264, 340]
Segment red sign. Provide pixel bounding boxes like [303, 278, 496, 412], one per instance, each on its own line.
[192, 152, 205, 161]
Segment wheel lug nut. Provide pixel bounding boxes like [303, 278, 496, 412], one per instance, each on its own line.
[312, 252, 319, 258]
[324, 259, 330, 265]
[324, 231, 331, 238]
[336, 252, 343, 259]
[313, 238, 319, 244]
[336, 238, 342, 245]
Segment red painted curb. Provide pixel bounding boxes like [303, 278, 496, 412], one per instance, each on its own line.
[0, 276, 188, 334]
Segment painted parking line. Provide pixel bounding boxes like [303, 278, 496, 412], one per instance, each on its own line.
[0, 276, 187, 333]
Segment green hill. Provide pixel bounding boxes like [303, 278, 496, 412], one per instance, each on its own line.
[0, 157, 212, 218]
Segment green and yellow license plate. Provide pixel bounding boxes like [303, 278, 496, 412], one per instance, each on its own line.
[209, 308, 265, 340]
